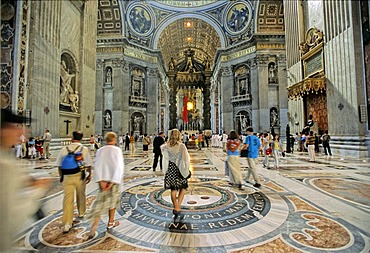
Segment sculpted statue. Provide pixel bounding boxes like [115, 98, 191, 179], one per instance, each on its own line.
[69, 91, 79, 113]
[103, 111, 111, 128]
[299, 42, 309, 54]
[134, 116, 142, 131]
[268, 63, 277, 83]
[270, 109, 278, 127]
[106, 69, 112, 83]
[169, 57, 176, 70]
[203, 56, 211, 70]
[60, 60, 75, 104]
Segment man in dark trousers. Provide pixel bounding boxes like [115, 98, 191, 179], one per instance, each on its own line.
[152, 131, 165, 171]
[124, 133, 130, 151]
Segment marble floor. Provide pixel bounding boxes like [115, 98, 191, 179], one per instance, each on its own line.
[13, 145, 370, 253]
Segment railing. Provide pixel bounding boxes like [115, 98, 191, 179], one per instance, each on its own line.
[129, 95, 148, 103]
[231, 94, 251, 103]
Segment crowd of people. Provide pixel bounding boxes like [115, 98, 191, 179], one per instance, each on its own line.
[2, 106, 334, 251]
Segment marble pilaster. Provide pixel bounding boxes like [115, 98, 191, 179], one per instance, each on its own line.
[146, 68, 160, 135]
[220, 66, 233, 132]
[256, 55, 269, 132]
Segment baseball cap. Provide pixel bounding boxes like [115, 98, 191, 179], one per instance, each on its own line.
[1, 109, 27, 127]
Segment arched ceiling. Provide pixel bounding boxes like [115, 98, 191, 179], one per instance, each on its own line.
[96, 0, 285, 70]
[157, 18, 221, 71]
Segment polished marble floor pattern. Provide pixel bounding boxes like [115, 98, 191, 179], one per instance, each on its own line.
[14, 145, 370, 252]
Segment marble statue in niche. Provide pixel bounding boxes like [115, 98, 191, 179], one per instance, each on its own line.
[129, 6, 151, 34]
[103, 110, 112, 128]
[270, 108, 279, 127]
[133, 115, 143, 131]
[60, 59, 77, 109]
[268, 62, 277, 83]
[106, 68, 112, 83]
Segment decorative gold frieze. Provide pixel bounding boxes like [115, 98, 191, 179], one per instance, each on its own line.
[256, 43, 285, 50]
[221, 46, 256, 62]
[124, 47, 158, 63]
[287, 78, 326, 100]
[97, 47, 124, 53]
[176, 73, 204, 83]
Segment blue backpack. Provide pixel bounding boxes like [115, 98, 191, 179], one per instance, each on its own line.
[61, 146, 82, 170]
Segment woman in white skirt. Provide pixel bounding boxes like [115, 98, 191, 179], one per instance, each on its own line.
[226, 130, 243, 189]
[87, 132, 124, 238]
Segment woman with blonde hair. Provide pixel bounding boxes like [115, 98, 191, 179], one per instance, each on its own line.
[87, 132, 124, 238]
[161, 129, 190, 218]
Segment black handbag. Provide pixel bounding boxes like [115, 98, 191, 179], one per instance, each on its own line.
[240, 149, 248, 157]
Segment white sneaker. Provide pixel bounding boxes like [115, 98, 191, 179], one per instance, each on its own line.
[63, 224, 72, 233]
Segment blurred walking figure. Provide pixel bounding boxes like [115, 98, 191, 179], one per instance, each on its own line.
[129, 131, 135, 155]
[0, 109, 50, 252]
[87, 132, 124, 238]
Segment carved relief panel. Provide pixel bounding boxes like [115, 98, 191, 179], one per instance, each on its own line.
[234, 65, 250, 96]
[60, 53, 79, 113]
[130, 67, 145, 96]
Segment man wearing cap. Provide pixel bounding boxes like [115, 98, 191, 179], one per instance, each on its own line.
[55, 130, 92, 233]
[0, 109, 50, 251]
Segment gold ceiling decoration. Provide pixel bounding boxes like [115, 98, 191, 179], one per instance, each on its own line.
[158, 18, 221, 71]
[287, 78, 326, 100]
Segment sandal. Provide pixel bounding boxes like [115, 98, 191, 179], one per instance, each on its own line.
[107, 220, 120, 229]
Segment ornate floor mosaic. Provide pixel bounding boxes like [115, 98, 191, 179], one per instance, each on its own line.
[13, 146, 370, 252]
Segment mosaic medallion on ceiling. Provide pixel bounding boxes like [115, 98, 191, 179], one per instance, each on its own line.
[223, 1, 253, 35]
[127, 3, 155, 37]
